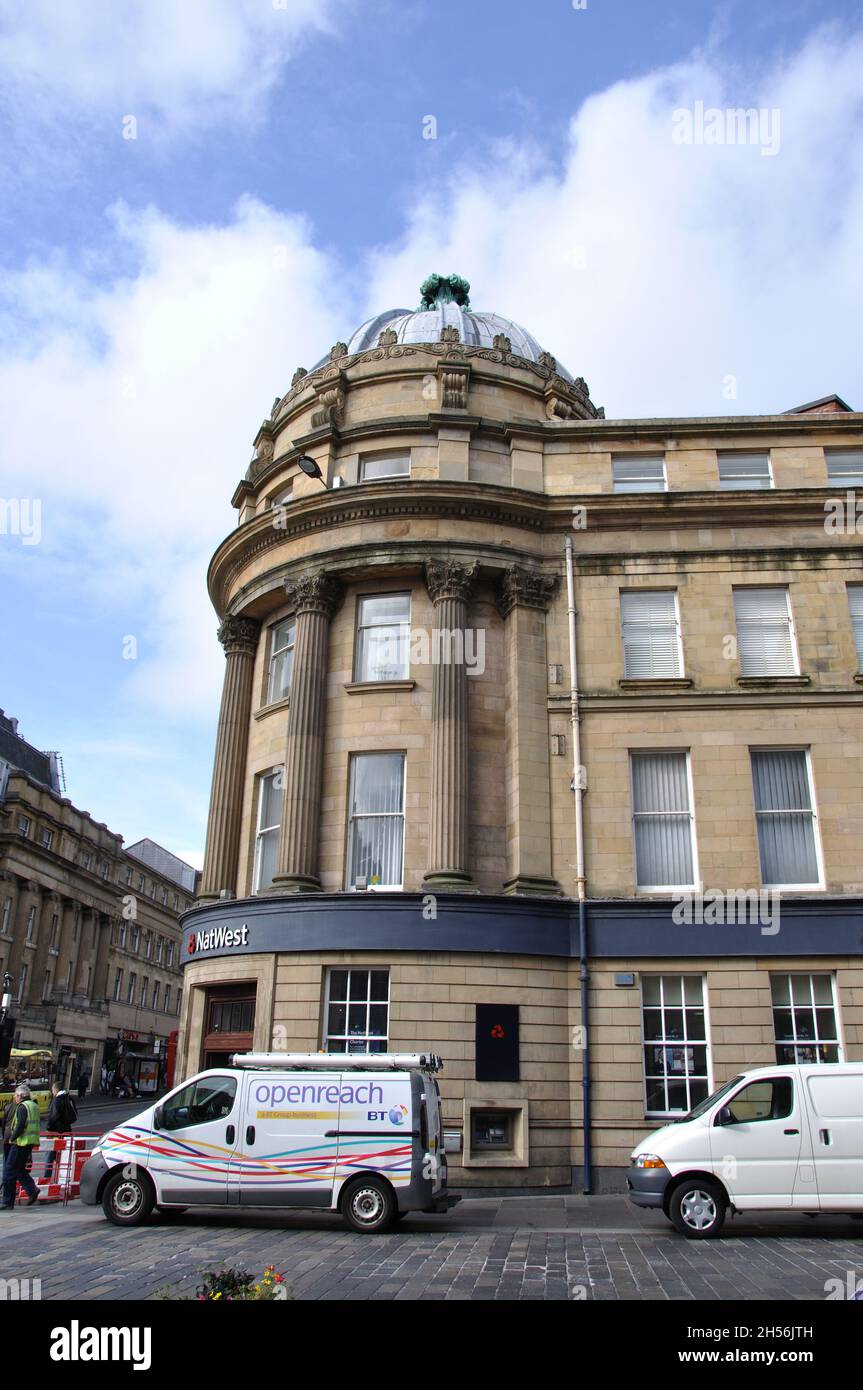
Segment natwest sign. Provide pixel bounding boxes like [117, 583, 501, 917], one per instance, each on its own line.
[187, 922, 250, 956]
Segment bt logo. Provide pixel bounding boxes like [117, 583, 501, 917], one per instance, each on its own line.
[367, 1105, 409, 1124]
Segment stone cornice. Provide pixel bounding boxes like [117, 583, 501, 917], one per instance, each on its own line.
[208, 479, 863, 614]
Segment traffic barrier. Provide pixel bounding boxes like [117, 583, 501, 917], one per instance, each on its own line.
[15, 1133, 102, 1206]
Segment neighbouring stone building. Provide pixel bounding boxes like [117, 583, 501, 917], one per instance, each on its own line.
[0, 712, 197, 1093]
[177, 273, 863, 1188]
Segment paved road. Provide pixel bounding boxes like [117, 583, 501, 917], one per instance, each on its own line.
[2, 1193, 862, 1301]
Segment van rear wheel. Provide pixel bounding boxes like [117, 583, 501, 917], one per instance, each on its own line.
[102, 1169, 154, 1227]
[669, 1179, 726, 1239]
[342, 1177, 396, 1234]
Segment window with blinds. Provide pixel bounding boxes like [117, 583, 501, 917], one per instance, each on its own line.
[620, 590, 683, 678]
[630, 751, 696, 889]
[733, 587, 799, 676]
[848, 585, 863, 669]
[267, 619, 295, 704]
[751, 749, 822, 887]
[346, 752, 406, 890]
[355, 594, 411, 681]
[825, 449, 863, 487]
[718, 452, 772, 490]
[612, 456, 666, 492]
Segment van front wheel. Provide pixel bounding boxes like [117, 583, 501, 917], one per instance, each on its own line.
[342, 1177, 396, 1234]
[669, 1179, 726, 1239]
[102, 1169, 155, 1227]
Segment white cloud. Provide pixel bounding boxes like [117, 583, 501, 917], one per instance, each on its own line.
[0, 196, 349, 718]
[369, 25, 863, 418]
[0, 0, 351, 138]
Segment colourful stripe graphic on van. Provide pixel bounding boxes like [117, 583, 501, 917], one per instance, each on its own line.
[98, 1125, 413, 1187]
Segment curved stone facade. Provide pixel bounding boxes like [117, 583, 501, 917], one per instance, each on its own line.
[181, 280, 863, 1189]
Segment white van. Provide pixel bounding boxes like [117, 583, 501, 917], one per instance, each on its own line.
[628, 1062, 863, 1238]
[80, 1052, 459, 1233]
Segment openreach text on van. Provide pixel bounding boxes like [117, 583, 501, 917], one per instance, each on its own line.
[50, 1323, 151, 1372]
[255, 1081, 384, 1106]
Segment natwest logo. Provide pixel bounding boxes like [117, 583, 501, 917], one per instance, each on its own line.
[187, 922, 249, 955]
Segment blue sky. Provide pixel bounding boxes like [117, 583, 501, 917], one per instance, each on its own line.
[1, 0, 862, 866]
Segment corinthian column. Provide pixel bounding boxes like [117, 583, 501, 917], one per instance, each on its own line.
[270, 571, 342, 893]
[497, 565, 561, 895]
[199, 614, 261, 901]
[423, 559, 478, 890]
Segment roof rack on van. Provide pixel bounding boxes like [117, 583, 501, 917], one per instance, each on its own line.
[229, 1051, 443, 1073]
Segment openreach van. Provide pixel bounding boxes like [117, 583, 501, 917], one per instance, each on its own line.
[628, 1062, 863, 1238]
[80, 1052, 460, 1234]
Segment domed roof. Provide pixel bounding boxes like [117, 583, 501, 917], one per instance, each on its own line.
[312, 274, 575, 383]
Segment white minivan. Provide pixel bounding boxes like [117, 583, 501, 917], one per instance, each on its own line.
[628, 1062, 863, 1238]
[80, 1052, 459, 1233]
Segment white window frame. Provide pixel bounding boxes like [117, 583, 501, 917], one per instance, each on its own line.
[825, 449, 863, 487]
[253, 769, 282, 893]
[127, 972, 136, 1005]
[345, 752, 406, 891]
[113, 968, 123, 1002]
[847, 584, 863, 670]
[619, 589, 684, 679]
[733, 585, 800, 677]
[16, 964, 27, 1003]
[750, 746, 824, 891]
[770, 972, 843, 1064]
[267, 618, 296, 705]
[640, 974, 713, 1117]
[359, 452, 411, 482]
[612, 456, 667, 493]
[717, 452, 773, 490]
[629, 749, 699, 893]
[321, 967, 391, 1053]
[354, 593, 411, 682]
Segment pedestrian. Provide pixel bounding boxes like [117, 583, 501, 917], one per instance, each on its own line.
[43, 1082, 78, 1182]
[76, 1069, 89, 1100]
[1, 1084, 41, 1210]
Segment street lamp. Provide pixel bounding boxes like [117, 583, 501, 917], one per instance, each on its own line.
[296, 455, 328, 490]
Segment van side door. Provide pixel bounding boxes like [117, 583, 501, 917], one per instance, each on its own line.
[805, 1069, 863, 1210]
[149, 1073, 240, 1206]
[335, 1074, 414, 1198]
[230, 1071, 341, 1207]
[708, 1073, 808, 1209]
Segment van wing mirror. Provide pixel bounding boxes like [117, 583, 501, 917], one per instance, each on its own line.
[715, 1105, 734, 1127]
[153, 1105, 165, 1130]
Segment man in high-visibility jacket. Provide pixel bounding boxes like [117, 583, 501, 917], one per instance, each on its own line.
[1, 1085, 40, 1209]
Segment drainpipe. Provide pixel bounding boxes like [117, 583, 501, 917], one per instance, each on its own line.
[565, 533, 592, 1195]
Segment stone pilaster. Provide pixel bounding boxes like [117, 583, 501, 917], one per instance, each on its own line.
[57, 897, 80, 995]
[93, 911, 112, 1001]
[271, 571, 342, 893]
[497, 565, 561, 895]
[423, 559, 478, 890]
[7, 880, 39, 996]
[199, 614, 261, 900]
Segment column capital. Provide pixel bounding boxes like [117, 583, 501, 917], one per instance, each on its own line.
[496, 564, 558, 619]
[284, 570, 343, 620]
[424, 558, 478, 606]
[218, 614, 260, 656]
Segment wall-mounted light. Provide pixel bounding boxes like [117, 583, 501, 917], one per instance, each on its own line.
[296, 455, 328, 489]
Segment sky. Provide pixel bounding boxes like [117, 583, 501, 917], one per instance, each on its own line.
[0, 0, 862, 868]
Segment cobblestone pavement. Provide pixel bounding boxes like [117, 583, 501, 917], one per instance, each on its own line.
[2, 1196, 862, 1301]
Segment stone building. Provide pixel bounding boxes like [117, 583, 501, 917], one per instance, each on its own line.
[178, 274, 863, 1188]
[0, 712, 196, 1093]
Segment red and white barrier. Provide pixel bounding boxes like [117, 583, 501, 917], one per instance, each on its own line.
[16, 1133, 102, 1205]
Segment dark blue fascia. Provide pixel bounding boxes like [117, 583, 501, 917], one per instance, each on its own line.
[179, 892, 863, 966]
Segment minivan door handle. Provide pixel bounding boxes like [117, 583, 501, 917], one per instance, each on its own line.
[226, 1124, 235, 1145]
[784, 1128, 799, 1135]
[819, 1128, 831, 1146]
[246, 1124, 256, 1146]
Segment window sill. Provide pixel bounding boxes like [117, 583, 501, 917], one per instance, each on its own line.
[854, 674, 863, 684]
[344, 679, 416, 695]
[253, 695, 291, 720]
[618, 678, 693, 691]
[736, 675, 810, 687]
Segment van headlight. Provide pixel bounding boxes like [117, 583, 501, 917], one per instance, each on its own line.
[631, 1154, 667, 1170]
